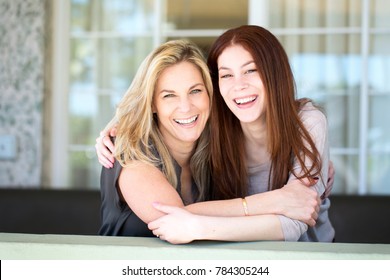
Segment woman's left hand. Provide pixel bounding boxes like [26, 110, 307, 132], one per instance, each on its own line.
[148, 203, 200, 244]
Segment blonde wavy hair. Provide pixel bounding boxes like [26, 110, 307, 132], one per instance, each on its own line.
[108, 40, 213, 202]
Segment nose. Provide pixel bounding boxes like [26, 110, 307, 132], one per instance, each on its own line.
[233, 76, 248, 91]
[178, 96, 191, 112]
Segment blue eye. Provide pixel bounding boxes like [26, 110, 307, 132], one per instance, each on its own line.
[190, 89, 202, 94]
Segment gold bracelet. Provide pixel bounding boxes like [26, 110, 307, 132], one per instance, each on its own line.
[242, 197, 249, 216]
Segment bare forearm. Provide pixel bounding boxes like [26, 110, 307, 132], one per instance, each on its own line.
[193, 214, 284, 242]
[149, 204, 286, 244]
[185, 191, 281, 217]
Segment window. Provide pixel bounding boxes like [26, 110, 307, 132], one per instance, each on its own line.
[51, 0, 390, 194]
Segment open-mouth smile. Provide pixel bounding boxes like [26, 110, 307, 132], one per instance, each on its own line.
[174, 115, 198, 125]
[234, 96, 257, 105]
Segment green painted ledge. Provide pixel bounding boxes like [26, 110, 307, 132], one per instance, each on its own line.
[1, 233, 390, 260]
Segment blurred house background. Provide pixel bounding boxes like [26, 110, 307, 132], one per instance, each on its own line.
[1, 0, 389, 196]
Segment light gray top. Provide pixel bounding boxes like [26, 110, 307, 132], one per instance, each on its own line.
[247, 103, 335, 242]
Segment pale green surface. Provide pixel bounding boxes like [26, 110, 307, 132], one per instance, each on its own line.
[1, 233, 390, 260]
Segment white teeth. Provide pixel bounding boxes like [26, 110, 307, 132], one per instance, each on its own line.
[174, 115, 198, 124]
[235, 96, 256, 105]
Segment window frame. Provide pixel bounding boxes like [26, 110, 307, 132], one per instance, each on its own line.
[50, 0, 389, 194]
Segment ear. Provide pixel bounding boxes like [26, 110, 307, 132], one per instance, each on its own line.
[152, 103, 157, 113]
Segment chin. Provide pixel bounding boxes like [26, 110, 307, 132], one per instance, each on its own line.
[184, 134, 202, 143]
[238, 116, 261, 124]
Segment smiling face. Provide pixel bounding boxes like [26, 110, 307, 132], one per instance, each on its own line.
[217, 44, 266, 124]
[153, 61, 210, 147]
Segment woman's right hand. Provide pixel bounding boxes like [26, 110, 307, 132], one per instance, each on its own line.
[277, 178, 320, 227]
[95, 127, 117, 168]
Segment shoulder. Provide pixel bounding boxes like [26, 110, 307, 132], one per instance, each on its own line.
[120, 161, 164, 183]
[298, 102, 328, 131]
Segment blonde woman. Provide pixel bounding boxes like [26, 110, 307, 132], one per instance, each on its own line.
[99, 40, 212, 235]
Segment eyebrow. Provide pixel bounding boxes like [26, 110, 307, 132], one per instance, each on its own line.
[218, 60, 255, 71]
[158, 82, 205, 94]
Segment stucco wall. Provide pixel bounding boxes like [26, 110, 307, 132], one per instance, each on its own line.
[0, 0, 46, 187]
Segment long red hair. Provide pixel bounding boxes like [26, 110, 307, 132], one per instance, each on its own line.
[207, 25, 321, 200]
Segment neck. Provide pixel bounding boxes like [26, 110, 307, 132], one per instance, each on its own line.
[241, 118, 269, 167]
[241, 117, 267, 145]
[164, 140, 194, 168]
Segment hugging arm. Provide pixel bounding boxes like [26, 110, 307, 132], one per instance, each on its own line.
[149, 204, 283, 244]
[185, 177, 320, 226]
[148, 187, 314, 244]
[147, 181, 316, 244]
